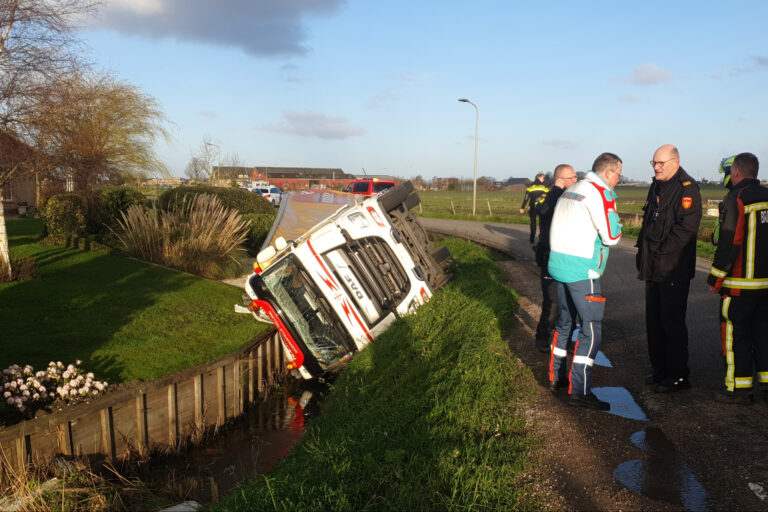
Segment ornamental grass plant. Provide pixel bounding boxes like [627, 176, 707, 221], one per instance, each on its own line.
[211, 237, 541, 512]
[115, 193, 248, 279]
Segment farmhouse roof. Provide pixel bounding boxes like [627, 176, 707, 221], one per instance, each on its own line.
[253, 167, 355, 180]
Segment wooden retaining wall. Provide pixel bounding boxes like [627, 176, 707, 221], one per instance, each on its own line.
[0, 330, 285, 471]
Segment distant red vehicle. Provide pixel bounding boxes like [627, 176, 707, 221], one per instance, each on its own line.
[345, 179, 396, 196]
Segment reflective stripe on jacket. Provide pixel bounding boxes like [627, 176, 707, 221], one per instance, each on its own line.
[708, 179, 768, 295]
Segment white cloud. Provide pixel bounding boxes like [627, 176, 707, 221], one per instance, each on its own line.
[91, 0, 345, 57]
[617, 63, 672, 85]
[260, 109, 365, 139]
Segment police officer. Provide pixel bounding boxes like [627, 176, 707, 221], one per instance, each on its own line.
[636, 144, 702, 392]
[707, 152, 768, 404]
[534, 164, 578, 351]
[520, 173, 549, 244]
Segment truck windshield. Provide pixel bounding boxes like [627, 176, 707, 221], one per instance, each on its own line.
[261, 255, 352, 370]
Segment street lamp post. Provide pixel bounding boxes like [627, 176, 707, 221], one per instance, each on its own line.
[458, 98, 479, 216]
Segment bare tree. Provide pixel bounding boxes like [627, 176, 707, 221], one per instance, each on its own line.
[0, 0, 98, 279]
[32, 71, 170, 191]
[184, 156, 206, 181]
[189, 135, 220, 182]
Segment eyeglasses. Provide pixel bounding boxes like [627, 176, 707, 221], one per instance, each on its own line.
[650, 157, 678, 168]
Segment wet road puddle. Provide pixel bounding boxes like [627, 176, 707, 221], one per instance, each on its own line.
[613, 427, 714, 511]
[592, 386, 647, 421]
[594, 350, 612, 368]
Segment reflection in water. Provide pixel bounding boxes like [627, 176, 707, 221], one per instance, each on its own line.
[592, 387, 647, 421]
[141, 381, 324, 504]
[614, 428, 713, 512]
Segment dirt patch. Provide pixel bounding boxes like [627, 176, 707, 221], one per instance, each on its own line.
[498, 258, 768, 511]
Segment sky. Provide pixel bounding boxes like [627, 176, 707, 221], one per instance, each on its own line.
[78, 0, 768, 183]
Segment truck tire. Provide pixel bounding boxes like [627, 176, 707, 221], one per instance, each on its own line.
[403, 192, 420, 211]
[378, 181, 414, 212]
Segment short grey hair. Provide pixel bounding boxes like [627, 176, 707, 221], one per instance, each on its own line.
[592, 152, 622, 175]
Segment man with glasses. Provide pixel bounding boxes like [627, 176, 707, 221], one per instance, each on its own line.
[548, 153, 623, 410]
[534, 164, 579, 352]
[637, 144, 702, 392]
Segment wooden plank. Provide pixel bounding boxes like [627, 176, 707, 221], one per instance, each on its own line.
[136, 394, 147, 457]
[99, 408, 116, 460]
[202, 369, 219, 428]
[111, 399, 137, 459]
[257, 343, 265, 395]
[233, 358, 242, 416]
[247, 349, 255, 406]
[216, 366, 226, 425]
[70, 414, 102, 456]
[168, 384, 178, 446]
[145, 387, 170, 449]
[194, 373, 204, 440]
[176, 379, 196, 440]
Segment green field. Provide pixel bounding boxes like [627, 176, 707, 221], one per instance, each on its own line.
[416, 185, 727, 218]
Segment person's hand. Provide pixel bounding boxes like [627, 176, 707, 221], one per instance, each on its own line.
[519, 208, 525, 214]
[708, 284, 720, 294]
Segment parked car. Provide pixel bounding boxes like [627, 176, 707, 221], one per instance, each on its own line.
[345, 179, 396, 196]
[253, 186, 284, 206]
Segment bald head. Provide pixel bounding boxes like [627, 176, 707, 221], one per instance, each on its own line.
[553, 164, 577, 189]
[652, 144, 680, 181]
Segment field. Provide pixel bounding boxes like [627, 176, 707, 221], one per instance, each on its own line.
[416, 185, 727, 219]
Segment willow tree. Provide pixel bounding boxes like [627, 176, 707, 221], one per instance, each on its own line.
[33, 72, 170, 191]
[0, 0, 98, 279]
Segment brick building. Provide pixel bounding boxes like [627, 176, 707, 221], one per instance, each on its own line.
[211, 166, 397, 191]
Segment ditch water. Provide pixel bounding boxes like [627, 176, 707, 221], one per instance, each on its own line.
[592, 352, 713, 510]
[135, 379, 326, 505]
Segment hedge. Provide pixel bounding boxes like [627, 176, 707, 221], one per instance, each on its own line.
[159, 185, 274, 215]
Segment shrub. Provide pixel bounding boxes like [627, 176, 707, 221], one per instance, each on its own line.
[101, 187, 147, 224]
[242, 213, 276, 252]
[159, 185, 273, 215]
[0, 254, 37, 283]
[42, 194, 87, 239]
[115, 194, 249, 279]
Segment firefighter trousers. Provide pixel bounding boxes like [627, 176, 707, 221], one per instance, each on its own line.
[645, 279, 691, 381]
[720, 293, 768, 392]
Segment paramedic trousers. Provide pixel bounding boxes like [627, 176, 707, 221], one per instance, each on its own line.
[645, 280, 691, 381]
[549, 278, 606, 396]
[720, 293, 768, 392]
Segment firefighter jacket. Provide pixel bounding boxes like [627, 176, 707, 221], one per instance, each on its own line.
[636, 168, 702, 282]
[548, 172, 622, 283]
[521, 181, 549, 211]
[707, 178, 768, 296]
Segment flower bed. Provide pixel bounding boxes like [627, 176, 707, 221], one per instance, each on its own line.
[1, 361, 107, 427]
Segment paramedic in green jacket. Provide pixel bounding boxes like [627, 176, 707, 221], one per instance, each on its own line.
[547, 153, 623, 410]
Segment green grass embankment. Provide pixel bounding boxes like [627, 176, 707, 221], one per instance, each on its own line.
[211, 237, 540, 512]
[1, 218, 269, 382]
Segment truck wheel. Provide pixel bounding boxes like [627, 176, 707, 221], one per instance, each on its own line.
[403, 192, 420, 211]
[378, 182, 414, 212]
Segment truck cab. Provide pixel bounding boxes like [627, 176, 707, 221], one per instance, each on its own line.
[243, 182, 451, 379]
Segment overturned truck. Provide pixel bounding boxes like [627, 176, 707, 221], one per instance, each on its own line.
[242, 181, 452, 379]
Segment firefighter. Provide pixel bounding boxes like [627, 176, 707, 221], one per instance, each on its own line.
[707, 152, 768, 404]
[636, 144, 702, 393]
[520, 173, 549, 244]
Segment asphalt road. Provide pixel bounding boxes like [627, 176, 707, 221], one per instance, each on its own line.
[421, 217, 768, 511]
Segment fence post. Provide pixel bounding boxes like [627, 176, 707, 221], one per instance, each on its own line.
[194, 374, 204, 439]
[450, 200, 456, 215]
[168, 384, 178, 446]
[135, 394, 147, 457]
[487, 199, 492, 216]
[100, 408, 116, 460]
[216, 366, 226, 425]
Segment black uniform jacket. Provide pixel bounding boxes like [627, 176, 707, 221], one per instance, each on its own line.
[636, 167, 702, 282]
[707, 178, 768, 296]
[520, 182, 549, 211]
[534, 185, 565, 269]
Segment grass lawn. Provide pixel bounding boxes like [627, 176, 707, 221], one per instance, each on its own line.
[211, 238, 540, 512]
[1, 218, 269, 383]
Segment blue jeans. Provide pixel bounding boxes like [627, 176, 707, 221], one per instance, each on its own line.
[549, 279, 606, 395]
